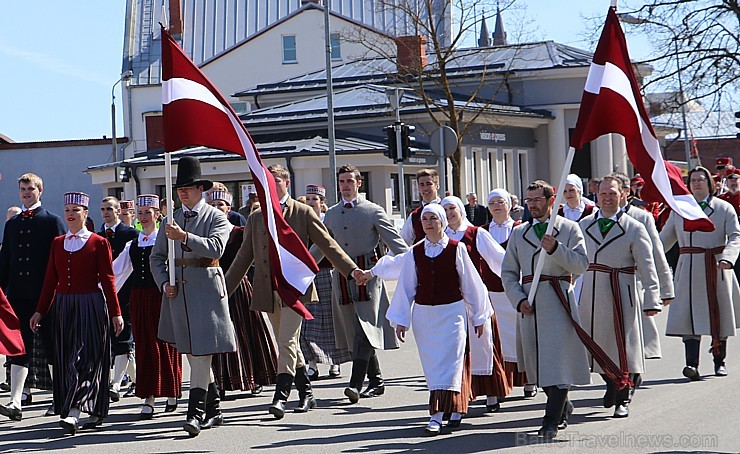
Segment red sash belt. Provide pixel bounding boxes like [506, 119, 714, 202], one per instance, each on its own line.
[679, 246, 725, 354]
[523, 273, 631, 389]
[339, 254, 369, 305]
[587, 264, 637, 386]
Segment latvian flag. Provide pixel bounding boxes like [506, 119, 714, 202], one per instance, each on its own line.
[160, 27, 319, 319]
[571, 8, 714, 232]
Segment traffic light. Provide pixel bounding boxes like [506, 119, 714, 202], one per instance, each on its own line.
[735, 111, 740, 138]
[400, 123, 416, 160]
[383, 124, 397, 161]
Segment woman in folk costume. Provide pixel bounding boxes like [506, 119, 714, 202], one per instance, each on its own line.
[112, 195, 182, 419]
[484, 189, 538, 398]
[558, 174, 595, 301]
[300, 184, 352, 380]
[206, 188, 278, 398]
[440, 196, 511, 412]
[0, 287, 26, 419]
[29, 192, 124, 435]
[386, 204, 490, 435]
[660, 166, 740, 380]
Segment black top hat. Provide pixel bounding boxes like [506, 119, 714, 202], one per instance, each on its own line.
[175, 156, 213, 190]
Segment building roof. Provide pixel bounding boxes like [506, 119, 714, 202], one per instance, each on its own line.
[86, 134, 415, 171]
[236, 41, 593, 97]
[651, 111, 738, 140]
[0, 137, 128, 150]
[241, 84, 551, 127]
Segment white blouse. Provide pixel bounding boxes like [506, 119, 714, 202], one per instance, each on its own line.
[488, 218, 515, 245]
[112, 229, 158, 291]
[445, 223, 506, 277]
[64, 228, 92, 253]
[385, 235, 491, 330]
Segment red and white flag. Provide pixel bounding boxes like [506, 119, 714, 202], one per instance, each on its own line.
[571, 8, 714, 232]
[160, 27, 318, 319]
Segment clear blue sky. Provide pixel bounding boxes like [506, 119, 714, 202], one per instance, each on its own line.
[0, 1, 650, 143]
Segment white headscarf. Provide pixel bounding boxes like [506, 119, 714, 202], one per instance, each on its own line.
[441, 195, 471, 230]
[566, 174, 583, 194]
[421, 203, 448, 230]
[487, 188, 511, 207]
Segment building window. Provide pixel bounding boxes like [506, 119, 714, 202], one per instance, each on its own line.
[282, 35, 297, 64]
[330, 33, 341, 60]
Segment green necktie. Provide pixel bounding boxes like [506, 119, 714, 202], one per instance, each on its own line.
[533, 222, 547, 240]
[598, 218, 616, 235]
[699, 201, 708, 209]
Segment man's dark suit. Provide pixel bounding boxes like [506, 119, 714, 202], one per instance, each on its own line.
[0, 207, 65, 371]
[464, 203, 491, 226]
[98, 223, 138, 356]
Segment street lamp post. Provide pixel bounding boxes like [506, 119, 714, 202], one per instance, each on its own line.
[323, 0, 338, 205]
[386, 87, 406, 217]
[617, 13, 693, 169]
[111, 70, 134, 167]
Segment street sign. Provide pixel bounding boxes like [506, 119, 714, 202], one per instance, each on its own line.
[430, 126, 458, 157]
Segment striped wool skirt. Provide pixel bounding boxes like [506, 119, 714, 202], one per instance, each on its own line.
[130, 287, 182, 398]
[300, 268, 352, 365]
[50, 292, 111, 418]
[212, 277, 277, 391]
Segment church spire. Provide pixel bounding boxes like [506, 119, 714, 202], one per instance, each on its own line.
[478, 16, 492, 47]
[492, 4, 507, 46]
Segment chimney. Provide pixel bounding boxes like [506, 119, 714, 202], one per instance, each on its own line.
[395, 35, 428, 75]
[169, 0, 183, 36]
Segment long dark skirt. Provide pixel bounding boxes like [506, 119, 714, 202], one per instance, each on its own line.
[503, 361, 528, 387]
[300, 268, 352, 365]
[130, 287, 182, 398]
[51, 292, 111, 418]
[212, 277, 277, 391]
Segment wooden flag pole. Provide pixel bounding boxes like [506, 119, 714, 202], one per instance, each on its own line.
[526, 146, 576, 304]
[164, 152, 176, 286]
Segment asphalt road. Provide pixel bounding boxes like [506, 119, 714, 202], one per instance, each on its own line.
[1, 302, 738, 453]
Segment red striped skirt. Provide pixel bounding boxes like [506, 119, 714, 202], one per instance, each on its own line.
[212, 277, 278, 391]
[130, 287, 182, 398]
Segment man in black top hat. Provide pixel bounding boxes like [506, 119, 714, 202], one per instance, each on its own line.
[150, 156, 235, 437]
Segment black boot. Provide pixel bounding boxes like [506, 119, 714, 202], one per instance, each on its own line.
[201, 382, 223, 429]
[269, 373, 293, 419]
[360, 356, 385, 398]
[602, 374, 616, 408]
[183, 387, 207, 437]
[293, 366, 317, 413]
[683, 339, 701, 381]
[539, 386, 568, 439]
[713, 340, 728, 376]
[559, 399, 573, 430]
[344, 359, 368, 404]
[613, 383, 631, 418]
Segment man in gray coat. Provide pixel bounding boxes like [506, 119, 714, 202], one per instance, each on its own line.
[502, 180, 590, 439]
[150, 156, 236, 437]
[316, 164, 408, 404]
[578, 177, 662, 418]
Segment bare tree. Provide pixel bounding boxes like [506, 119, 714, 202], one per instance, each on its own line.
[618, 0, 739, 112]
[345, 0, 528, 197]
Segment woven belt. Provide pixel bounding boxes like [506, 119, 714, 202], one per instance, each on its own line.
[587, 264, 638, 381]
[679, 246, 725, 354]
[174, 258, 220, 268]
[522, 273, 630, 389]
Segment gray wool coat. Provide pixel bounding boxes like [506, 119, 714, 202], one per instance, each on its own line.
[501, 216, 591, 388]
[316, 198, 408, 351]
[578, 212, 661, 375]
[623, 203, 674, 359]
[150, 202, 237, 356]
[660, 196, 740, 338]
